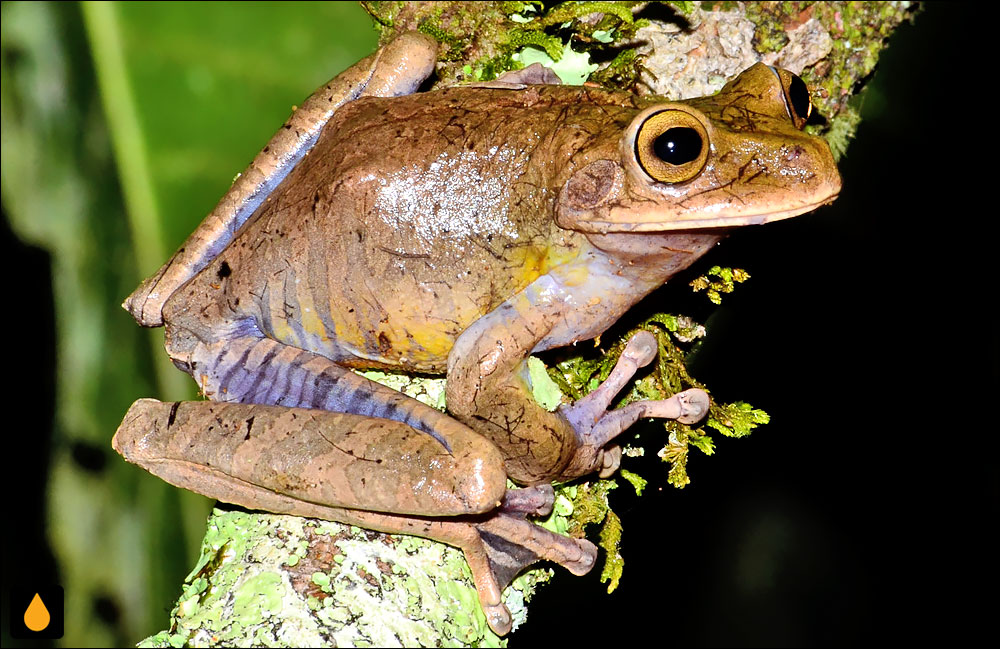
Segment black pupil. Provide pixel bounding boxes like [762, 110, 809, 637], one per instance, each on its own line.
[788, 74, 811, 123]
[653, 127, 702, 165]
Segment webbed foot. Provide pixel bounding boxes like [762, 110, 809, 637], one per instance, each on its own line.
[461, 510, 597, 635]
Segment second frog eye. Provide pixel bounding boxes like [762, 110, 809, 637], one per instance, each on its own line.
[768, 66, 814, 129]
[635, 109, 709, 184]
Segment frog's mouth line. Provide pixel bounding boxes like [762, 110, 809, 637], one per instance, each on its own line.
[580, 193, 840, 233]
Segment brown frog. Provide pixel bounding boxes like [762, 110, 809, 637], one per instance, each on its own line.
[113, 32, 840, 634]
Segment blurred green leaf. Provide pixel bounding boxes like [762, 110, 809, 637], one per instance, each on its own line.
[101, 2, 380, 263]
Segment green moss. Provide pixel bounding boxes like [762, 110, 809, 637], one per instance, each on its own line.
[708, 401, 771, 439]
[669, 1, 697, 15]
[506, 27, 565, 60]
[528, 1, 636, 29]
[660, 427, 693, 488]
[589, 48, 641, 88]
[598, 510, 625, 593]
[744, 3, 791, 54]
[569, 480, 616, 532]
[690, 266, 751, 305]
[619, 469, 648, 496]
[360, 1, 403, 28]
[826, 101, 863, 161]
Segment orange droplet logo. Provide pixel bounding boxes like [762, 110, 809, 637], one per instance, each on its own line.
[24, 592, 50, 632]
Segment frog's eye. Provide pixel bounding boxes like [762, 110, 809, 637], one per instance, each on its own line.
[769, 67, 813, 130]
[635, 109, 709, 184]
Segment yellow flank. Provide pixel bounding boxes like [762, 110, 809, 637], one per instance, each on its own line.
[400, 321, 456, 360]
[295, 282, 330, 342]
[510, 244, 552, 288]
[269, 318, 296, 345]
[330, 307, 366, 350]
[558, 261, 591, 287]
[305, 243, 581, 367]
[512, 242, 585, 289]
[267, 283, 297, 344]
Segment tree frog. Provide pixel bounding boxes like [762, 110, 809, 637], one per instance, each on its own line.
[113, 32, 840, 635]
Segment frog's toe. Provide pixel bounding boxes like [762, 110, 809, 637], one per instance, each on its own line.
[475, 513, 597, 584]
[123, 270, 167, 327]
[483, 603, 513, 636]
[501, 483, 555, 517]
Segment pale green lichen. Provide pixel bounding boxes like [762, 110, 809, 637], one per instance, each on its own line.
[355, 369, 446, 410]
[140, 509, 545, 646]
[512, 40, 598, 86]
[526, 355, 564, 411]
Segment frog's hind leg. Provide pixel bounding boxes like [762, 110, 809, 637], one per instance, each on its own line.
[114, 397, 596, 636]
[124, 32, 438, 327]
[174, 334, 483, 451]
[158, 330, 601, 633]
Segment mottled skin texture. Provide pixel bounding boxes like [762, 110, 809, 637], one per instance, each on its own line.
[114, 33, 840, 635]
[168, 85, 639, 373]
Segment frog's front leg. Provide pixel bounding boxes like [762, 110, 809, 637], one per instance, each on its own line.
[558, 330, 710, 477]
[447, 251, 710, 484]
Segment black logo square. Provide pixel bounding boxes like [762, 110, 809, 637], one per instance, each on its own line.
[8, 585, 64, 639]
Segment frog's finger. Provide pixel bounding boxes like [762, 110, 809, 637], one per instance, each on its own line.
[598, 444, 622, 478]
[560, 330, 658, 432]
[572, 387, 711, 452]
[640, 388, 711, 424]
